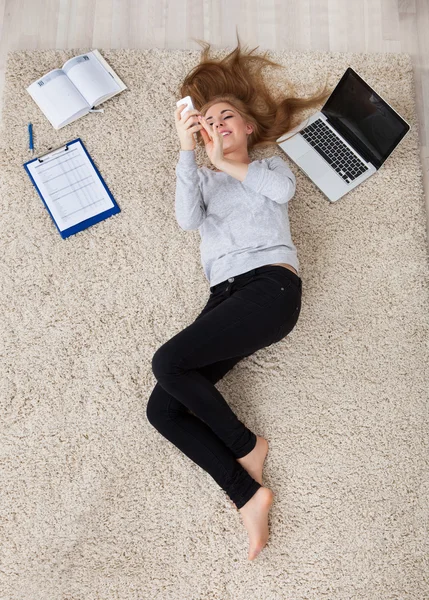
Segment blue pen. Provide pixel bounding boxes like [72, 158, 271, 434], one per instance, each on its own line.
[28, 122, 34, 156]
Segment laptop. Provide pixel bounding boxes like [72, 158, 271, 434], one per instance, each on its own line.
[276, 67, 411, 202]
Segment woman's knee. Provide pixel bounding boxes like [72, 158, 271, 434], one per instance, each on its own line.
[151, 343, 176, 381]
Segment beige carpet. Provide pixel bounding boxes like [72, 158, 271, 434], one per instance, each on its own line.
[1, 48, 428, 599]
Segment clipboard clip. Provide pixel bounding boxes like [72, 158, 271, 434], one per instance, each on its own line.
[38, 143, 69, 163]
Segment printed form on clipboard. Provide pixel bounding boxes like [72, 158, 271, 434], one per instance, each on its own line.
[23, 137, 120, 239]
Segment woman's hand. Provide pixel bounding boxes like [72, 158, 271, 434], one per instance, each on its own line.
[175, 105, 203, 151]
[198, 116, 224, 168]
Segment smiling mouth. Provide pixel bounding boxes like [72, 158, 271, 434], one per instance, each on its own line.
[221, 131, 232, 137]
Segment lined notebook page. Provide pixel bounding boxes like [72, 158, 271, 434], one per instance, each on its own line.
[26, 140, 114, 232]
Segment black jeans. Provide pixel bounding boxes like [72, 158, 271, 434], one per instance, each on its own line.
[147, 265, 302, 509]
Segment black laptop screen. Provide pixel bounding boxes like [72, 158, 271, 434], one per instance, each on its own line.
[322, 68, 410, 169]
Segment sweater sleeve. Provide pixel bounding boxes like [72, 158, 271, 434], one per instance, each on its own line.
[241, 156, 296, 204]
[175, 150, 206, 231]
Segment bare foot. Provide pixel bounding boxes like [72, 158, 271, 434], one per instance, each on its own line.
[239, 486, 274, 560]
[228, 436, 269, 510]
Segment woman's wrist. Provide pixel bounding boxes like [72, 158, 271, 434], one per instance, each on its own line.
[213, 158, 227, 170]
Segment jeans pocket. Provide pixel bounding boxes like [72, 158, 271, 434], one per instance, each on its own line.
[237, 274, 293, 308]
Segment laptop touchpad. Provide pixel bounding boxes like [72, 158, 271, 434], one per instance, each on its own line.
[298, 151, 330, 180]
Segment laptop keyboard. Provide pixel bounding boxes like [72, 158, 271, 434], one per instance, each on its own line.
[301, 119, 369, 184]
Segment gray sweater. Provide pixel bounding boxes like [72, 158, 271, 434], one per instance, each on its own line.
[175, 149, 299, 287]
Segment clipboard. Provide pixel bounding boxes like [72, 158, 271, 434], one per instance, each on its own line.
[23, 137, 120, 239]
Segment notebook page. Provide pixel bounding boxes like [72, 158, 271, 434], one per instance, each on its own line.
[62, 52, 120, 108]
[26, 70, 89, 128]
[26, 142, 114, 232]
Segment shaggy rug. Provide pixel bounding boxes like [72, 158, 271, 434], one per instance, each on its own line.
[0, 47, 428, 600]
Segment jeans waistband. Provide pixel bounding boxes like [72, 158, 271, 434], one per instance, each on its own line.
[210, 265, 302, 294]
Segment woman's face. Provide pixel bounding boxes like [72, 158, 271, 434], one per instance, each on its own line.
[203, 102, 253, 150]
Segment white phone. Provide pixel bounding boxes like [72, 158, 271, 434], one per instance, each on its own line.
[176, 96, 195, 118]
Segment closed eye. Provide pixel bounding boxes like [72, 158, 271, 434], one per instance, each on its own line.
[207, 115, 233, 127]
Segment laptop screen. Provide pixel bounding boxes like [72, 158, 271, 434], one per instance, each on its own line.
[322, 67, 410, 169]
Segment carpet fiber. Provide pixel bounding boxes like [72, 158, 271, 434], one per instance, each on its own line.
[1, 48, 428, 599]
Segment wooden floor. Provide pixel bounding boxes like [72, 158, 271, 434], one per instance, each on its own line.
[0, 0, 428, 235]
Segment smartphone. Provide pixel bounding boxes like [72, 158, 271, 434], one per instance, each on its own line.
[176, 96, 194, 119]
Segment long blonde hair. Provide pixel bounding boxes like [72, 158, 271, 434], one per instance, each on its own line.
[177, 28, 333, 151]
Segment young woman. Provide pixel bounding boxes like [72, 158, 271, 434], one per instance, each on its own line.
[147, 32, 331, 561]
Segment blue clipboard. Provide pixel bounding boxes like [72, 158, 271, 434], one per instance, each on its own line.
[23, 137, 120, 239]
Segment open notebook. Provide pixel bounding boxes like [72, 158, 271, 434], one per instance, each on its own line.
[26, 49, 127, 130]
